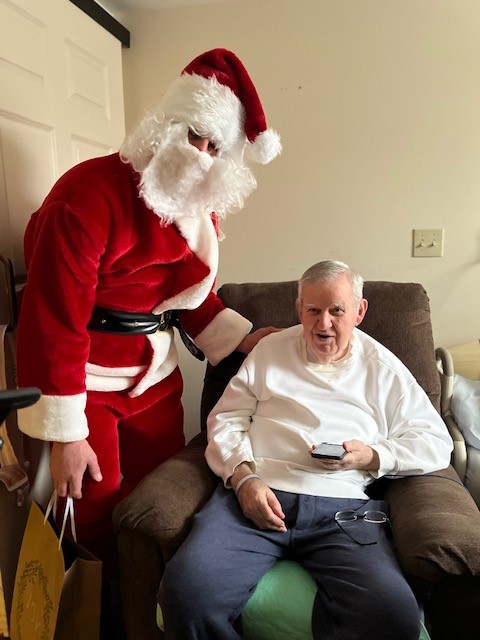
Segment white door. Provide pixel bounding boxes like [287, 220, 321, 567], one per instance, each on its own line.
[0, 0, 126, 621]
[0, 0, 126, 275]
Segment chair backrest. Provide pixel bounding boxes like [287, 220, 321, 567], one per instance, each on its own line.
[200, 280, 440, 429]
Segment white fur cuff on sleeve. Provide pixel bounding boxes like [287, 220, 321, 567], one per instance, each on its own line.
[195, 308, 252, 366]
[17, 392, 88, 442]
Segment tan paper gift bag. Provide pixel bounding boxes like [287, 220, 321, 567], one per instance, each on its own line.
[10, 494, 102, 640]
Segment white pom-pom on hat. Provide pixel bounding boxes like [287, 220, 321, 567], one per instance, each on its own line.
[246, 128, 282, 165]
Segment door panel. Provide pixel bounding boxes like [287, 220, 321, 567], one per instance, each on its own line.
[0, 0, 125, 274]
[0, 0, 126, 626]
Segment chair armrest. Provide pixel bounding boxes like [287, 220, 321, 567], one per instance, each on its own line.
[386, 465, 480, 597]
[444, 414, 468, 482]
[435, 347, 454, 416]
[113, 431, 217, 561]
[436, 346, 468, 481]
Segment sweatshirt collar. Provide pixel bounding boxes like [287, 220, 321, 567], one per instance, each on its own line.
[304, 332, 356, 373]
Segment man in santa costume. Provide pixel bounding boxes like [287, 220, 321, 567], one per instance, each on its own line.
[16, 48, 281, 565]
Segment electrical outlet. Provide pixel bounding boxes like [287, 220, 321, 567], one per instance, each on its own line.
[412, 229, 444, 257]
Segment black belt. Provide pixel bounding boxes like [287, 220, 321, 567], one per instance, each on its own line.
[87, 306, 205, 361]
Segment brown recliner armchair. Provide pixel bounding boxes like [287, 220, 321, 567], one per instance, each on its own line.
[113, 280, 480, 640]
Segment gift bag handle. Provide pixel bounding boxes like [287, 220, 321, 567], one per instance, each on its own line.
[44, 490, 77, 547]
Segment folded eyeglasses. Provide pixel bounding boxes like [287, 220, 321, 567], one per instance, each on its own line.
[335, 509, 388, 524]
[334, 510, 391, 546]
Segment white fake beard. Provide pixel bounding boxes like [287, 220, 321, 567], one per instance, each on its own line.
[138, 122, 257, 225]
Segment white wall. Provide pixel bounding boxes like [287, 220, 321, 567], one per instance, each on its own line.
[114, 0, 480, 440]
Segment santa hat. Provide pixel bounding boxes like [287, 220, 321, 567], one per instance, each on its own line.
[161, 48, 281, 164]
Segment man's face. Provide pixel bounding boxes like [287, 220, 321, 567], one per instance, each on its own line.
[296, 274, 368, 364]
[137, 121, 255, 223]
[188, 130, 218, 157]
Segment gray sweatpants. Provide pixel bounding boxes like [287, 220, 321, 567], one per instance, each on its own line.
[159, 484, 420, 640]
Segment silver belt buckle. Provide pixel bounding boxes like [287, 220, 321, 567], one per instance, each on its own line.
[157, 311, 171, 332]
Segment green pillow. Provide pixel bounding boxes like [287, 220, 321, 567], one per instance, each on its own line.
[242, 560, 317, 640]
[157, 559, 431, 640]
[242, 560, 431, 640]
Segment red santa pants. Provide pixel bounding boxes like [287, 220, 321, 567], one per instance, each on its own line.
[61, 367, 185, 572]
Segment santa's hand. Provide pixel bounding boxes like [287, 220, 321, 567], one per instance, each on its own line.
[50, 439, 102, 499]
[236, 327, 282, 355]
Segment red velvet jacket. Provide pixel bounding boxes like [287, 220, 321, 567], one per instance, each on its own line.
[16, 153, 251, 441]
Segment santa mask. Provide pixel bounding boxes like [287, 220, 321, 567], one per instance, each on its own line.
[120, 48, 281, 223]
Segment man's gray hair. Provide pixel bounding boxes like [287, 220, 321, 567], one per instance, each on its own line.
[298, 260, 364, 305]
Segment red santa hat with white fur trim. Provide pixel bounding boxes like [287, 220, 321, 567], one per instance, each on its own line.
[161, 48, 281, 164]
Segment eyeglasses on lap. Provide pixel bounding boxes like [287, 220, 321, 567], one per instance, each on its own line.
[334, 510, 391, 546]
[334, 509, 388, 524]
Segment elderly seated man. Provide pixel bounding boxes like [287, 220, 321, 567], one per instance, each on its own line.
[158, 260, 453, 640]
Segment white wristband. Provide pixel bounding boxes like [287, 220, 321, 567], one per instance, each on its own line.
[234, 473, 261, 497]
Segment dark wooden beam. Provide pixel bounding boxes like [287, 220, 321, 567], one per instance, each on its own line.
[69, 0, 130, 48]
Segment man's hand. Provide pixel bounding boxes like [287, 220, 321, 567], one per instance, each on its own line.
[231, 463, 286, 532]
[236, 327, 282, 355]
[50, 440, 103, 499]
[237, 479, 287, 532]
[310, 440, 380, 471]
